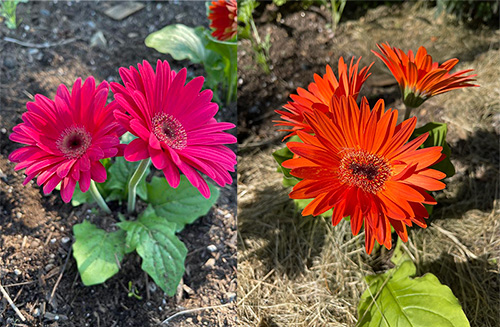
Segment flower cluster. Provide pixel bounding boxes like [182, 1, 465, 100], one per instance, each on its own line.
[10, 60, 236, 202]
[276, 44, 477, 253]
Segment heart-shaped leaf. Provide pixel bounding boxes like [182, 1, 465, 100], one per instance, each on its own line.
[72, 220, 125, 285]
[358, 260, 469, 327]
[118, 206, 188, 296]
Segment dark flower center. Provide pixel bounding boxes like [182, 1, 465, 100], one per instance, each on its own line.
[56, 126, 92, 159]
[338, 150, 391, 194]
[152, 113, 187, 149]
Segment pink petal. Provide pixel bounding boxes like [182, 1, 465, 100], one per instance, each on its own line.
[60, 177, 77, 203]
[79, 170, 91, 192]
[90, 161, 107, 183]
[125, 138, 150, 161]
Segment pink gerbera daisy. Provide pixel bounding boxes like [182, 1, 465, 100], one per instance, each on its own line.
[9, 77, 125, 203]
[110, 60, 237, 198]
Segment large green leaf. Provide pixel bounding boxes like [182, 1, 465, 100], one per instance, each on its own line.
[146, 176, 220, 231]
[358, 260, 470, 327]
[411, 122, 455, 177]
[145, 24, 207, 64]
[72, 220, 126, 285]
[118, 206, 188, 296]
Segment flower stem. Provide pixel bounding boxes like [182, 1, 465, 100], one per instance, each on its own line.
[89, 180, 111, 214]
[127, 158, 150, 214]
[403, 104, 414, 121]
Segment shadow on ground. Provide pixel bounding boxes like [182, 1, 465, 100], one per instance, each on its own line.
[239, 185, 328, 280]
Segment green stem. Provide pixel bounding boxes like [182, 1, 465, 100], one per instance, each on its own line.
[403, 104, 414, 121]
[89, 180, 111, 214]
[127, 158, 150, 214]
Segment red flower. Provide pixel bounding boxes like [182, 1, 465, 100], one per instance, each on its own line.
[372, 42, 478, 108]
[282, 96, 446, 253]
[275, 57, 373, 139]
[9, 77, 124, 203]
[208, 0, 237, 41]
[111, 60, 236, 198]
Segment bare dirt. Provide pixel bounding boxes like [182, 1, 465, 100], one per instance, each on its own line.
[1, 1, 236, 326]
[237, 2, 499, 326]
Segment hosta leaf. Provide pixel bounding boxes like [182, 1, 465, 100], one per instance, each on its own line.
[411, 122, 455, 177]
[146, 176, 219, 231]
[118, 206, 188, 296]
[145, 24, 208, 64]
[358, 260, 470, 327]
[72, 220, 125, 285]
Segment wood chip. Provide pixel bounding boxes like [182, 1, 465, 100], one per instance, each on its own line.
[103, 2, 145, 21]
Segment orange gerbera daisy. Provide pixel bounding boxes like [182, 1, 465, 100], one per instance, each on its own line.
[208, 0, 237, 41]
[282, 96, 446, 254]
[372, 42, 478, 109]
[275, 57, 373, 139]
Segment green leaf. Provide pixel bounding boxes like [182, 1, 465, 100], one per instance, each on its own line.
[411, 122, 455, 177]
[118, 206, 188, 296]
[272, 135, 301, 178]
[146, 176, 220, 231]
[120, 132, 137, 144]
[145, 24, 208, 64]
[72, 220, 126, 286]
[358, 260, 470, 327]
[106, 157, 149, 202]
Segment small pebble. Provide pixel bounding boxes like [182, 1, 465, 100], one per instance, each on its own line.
[203, 258, 216, 269]
[14, 268, 21, 276]
[226, 292, 236, 302]
[50, 238, 56, 244]
[207, 244, 217, 252]
[45, 263, 55, 271]
[90, 30, 107, 48]
[16, 212, 22, 219]
[1, 128, 7, 134]
[61, 236, 70, 244]
[3, 56, 16, 69]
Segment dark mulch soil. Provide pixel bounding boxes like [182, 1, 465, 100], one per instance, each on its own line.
[1, 1, 236, 326]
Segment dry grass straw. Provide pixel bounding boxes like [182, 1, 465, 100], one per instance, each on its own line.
[238, 3, 499, 327]
[238, 147, 372, 326]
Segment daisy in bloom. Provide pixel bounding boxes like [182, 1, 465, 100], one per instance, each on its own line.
[111, 60, 236, 199]
[282, 96, 446, 253]
[9, 77, 124, 204]
[372, 42, 478, 110]
[208, 0, 237, 41]
[275, 57, 373, 139]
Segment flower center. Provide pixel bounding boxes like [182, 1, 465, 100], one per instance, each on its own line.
[152, 113, 187, 149]
[338, 149, 391, 194]
[56, 126, 92, 159]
